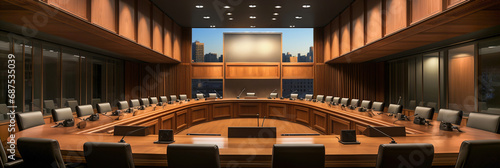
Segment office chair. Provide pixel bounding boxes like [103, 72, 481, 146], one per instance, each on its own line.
[179, 94, 188, 100]
[324, 96, 333, 103]
[170, 95, 178, 102]
[408, 100, 417, 110]
[340, 98, 350, 106]
[17, 137, 66, 168]
[91, 98, 101, 107]
[387, 104, 403, 115]
[15, 111, 45, 131]
[455, 140, 500, 168]
[0, 138, 23, 167]
[246, 92, 256, 96]
[66, 100, 78, 112]
[372, 102, 385, 112]
[316, 95, 324, 102]
[130, 99, 140, 108]
[196, 93, 205, 99]
[139, 98, 150, 106]
[96, 103, 112, 114]
[414, 106, 435, 120]
[272, 144, 325, 168]
[76, 105, 94, 118]
[467, 113, 500, 133]
[149, 97, 159, 104]
[43, 100, 57, 114]
[437, 109, 463, 125]
[208, 93, 217, 98]
[52, 108, 73, 122]
[305, 94, 313, 100]
[0, 104, 8, 120]
[290, 93, 298, 99]
[117, 101, 129, 110]
[375, 143, 434, 168]
[159, 96, 168, 103]
[486, 108, 500, 115]
[360, 100, 372, 109]
[426, 102, 437, 110]
[84, 142, 135, 168]
[167, 144, 221, 168]
[332, 97, 341, 104]
[350, 99, 360, 107]
[270, 93, 278, 98]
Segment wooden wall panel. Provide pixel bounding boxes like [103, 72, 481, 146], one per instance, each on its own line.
[411, 0, 442, 24]
[176, 110, 188, 130]
[191, 63, 224, 79]
[213, 103, 232, 119]
[236, 103, 261, 117]
[225, 63, 280, 79]
[385, 0, 407, 35]
[152, 6, 163, 53]
[330, 116, 350, 135]
[137, 0, 151, 48]
[190, 106, 208, 125]
[331, 18, 340, 59]
[323, 24, 331, 63]
[173, 23, 182, 61]
[161, 114, 176, 131]
[351, 0, 365, 50]
[312, 111, 328, 133]
[366, 0, 382, 44]
[163, 16, 173, 57]
[282, 64, 314, 79]
[294, 106, 310, 125]
[118, 0, 136, 41]
[48, 0, 87, 20]
[91, 0, 116, 32]
[340, 8, 351, 55]
[267, 103, 287, 119]
[448, 52, 475, 112]
[447, 0, 467, 8]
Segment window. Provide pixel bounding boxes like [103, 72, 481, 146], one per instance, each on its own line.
[478, 37, 500, 112]
[192, 79, 223, 98]
[282, 79, 314, 98]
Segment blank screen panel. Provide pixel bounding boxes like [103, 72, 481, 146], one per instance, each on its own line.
[224, 33, 282, 62]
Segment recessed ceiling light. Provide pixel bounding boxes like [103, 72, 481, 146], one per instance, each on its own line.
[224, 6, 230, 9]
[250, 26, 256, 28]
[249, 16, 256, 19]
[203, 16, 210, 19]
[290, 25, 296, 28]
[272, 18, 277, 20]
[273, 12, 279, 16]
[295, 16, 302, 19]
[249, 4, 256, 8]
[275, 5, 282, 9]
[210, 25, 216, 28]
[195, 5, 204, 9]
[229, 17, 233, 20]
[227, 12, 232, 16]
[302, 4, 311, 8]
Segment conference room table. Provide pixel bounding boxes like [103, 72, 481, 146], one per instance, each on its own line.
[14, 98, 500, 167]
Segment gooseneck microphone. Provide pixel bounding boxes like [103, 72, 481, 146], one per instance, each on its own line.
[261, 116, 267, 127]
[119, 126, 148, 143]
[213, 90, 222, 99]
[368, 125, 397, 144]
[237, 88, 246, 99]
[397, 96, 402, 105]
[257, 114, 260, 127]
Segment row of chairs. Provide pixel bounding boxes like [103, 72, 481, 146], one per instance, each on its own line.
[8, 137, 500, 168]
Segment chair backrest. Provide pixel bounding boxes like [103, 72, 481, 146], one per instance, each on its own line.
[96, 103, 112, 114]
[332, 97, 341, 104]
[91, 98, 101, 107]
[76, 105, 94, 117]
[246, 93, 256, 96]
[360, 100, 372, 109]
[52, 108, 73, 122]
[270, 93, 278, 98]
[66, 100, 78, 112]
[15, 111, 45, 131]
[467, 113, 500, 133]
[350, 99, 360, 107]
[316, 95, 324, 102]
[179, 94, 188, 100]
[170, 95, 178, 101]
[426, 102, 437, 110]
[340, 98, 350, 106]
[272, 144, 325, 168]
[84, 142, 135, 168]
[159, 96, 168, 102]
[149, 97, 158, 104]
[17, 137, 65, 168]
[290, 93, 298, 99]
[408, 100, 417, 110]
[486, 108, 500, 115]
[117, 101, 129, 110]
[375, 143, 434, 168]
[387, 104, 403, 114]
[139, 98, 150, 106]
[324, 96, 333, 102]
[196, 93, 205, 99]
[437, 109, 463, 125]
[414, 106, 435, 120]
[43, 100, 56, 112]
[305, 94, 313, 100]
[130, 99, 140, 107]
[208, 93, 217, 98]
[372, 102, 385, 111]
[455, 140, 500, 168]
[167, 144, 221, 168]
[0, 104, 8, 115]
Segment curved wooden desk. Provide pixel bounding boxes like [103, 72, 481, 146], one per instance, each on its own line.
[14, 98, 500, 167]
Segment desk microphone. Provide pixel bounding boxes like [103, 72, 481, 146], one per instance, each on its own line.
[257, 114, 260, 127]
[368, 125, 397, 144]
[237, 88, 246, 99]
[261, 116, 266, 127]
[118, 126, 148, 143]
[213, 90, 222, 99]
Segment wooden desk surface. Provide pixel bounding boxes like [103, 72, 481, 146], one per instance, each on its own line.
[14, 98, 500, 167]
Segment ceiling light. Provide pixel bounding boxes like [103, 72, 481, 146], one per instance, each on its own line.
[249, 16, 256, 19]
[227, 12, 232, 16]
[302, 4, 311, 8]
[275, 5, 282, 9]
[203, 16, 210, 19]
[250, 26, 256, 28]
[272, 18, 277, 21]
[273, 13, 279, 16]
[290, 25, 296, 28]
[224, 6, 230, 9]
[295, 16, 302, 19]
[195, 5, 204, 9]
[249, 4, 256, 8]
[210, 25, 215, 28]
[229, 18, 233, 20]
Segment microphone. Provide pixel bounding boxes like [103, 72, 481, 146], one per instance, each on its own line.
[261, 116, 266, 127]
[118, 126, 148, 143]
[213, 90, 222, 99]
[397, 96, 402, 105]
[257, 114, 260, 127]
[271, 89, 277, 93]
[237, 88, 246, 99]
[367, 125, 397, 144]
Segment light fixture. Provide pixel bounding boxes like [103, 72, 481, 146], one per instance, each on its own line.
[249, 4, 256, 8]
[273, 12, 279, 16]
[290, 25, 296, 28]
[249, 16, 256, 19]
[275, 5, 282, 9]
[229, 17, 233, 20]
[227, 12, 232, 15]
[195, 5, 203, 9]
[250, 26, 256, 28]
[224, 6, 230, 9]
[295, 16, 302, 19]
[302, 4, 311, 8]
[272, 18, 277, 20]
[210, 25, 216, 28]
[203, 16, 210, 19]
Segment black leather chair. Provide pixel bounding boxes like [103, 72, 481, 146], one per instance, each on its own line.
[467, 113, 500, 133]
[455, 140, 500, 168]
[66, 100, 78, 112]
[130, 99, 140, 108]
[325, 96, 333, 103]
[332, 97, 341, 104]
[52, 108, 74, 122]
[376, 143, 434, 168]
[360, 100, 372, 109]
[117, 101, 129, 110]
[0, 139, 23, 168]
[414, 106, 435, 120]
[170, 95, 178, 101]
[426, 102, 437, 110]
[139, 98, 150, 106]
[76, 105, 94, 117]
[17, 137, 66, 168]
[437, 109, 463, 125]
[159, 96, 168, 103]
[387, 104, 403, 115]
[43, 100, 57, 114]
[167, 144, 220, 168]
[96, 103, 112, 114]
[84, 142, 135, 168]
[408, 100, 417, 110]
[340, 98, 350, 106]
[372, 102, 385, 111]
[316, 95, 324, 102]
[91, 98, 101, 107]
[272, 144, 325, 168]
[350, 99, 360, 107]
[149, 97, 159, 104]
[15, 111, 45, 131]
[179, 94, 188, 100]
